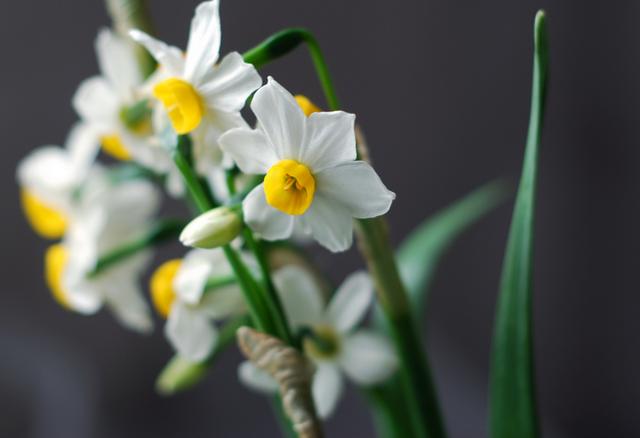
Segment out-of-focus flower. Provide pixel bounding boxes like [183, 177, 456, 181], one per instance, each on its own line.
[73, 28, 172, 174]
[149, 248, 248, 361]
[179, 207, 242, 249]
[44, 177, 161, 332]
[17, 123, 99, 239]
[238, 266, 397, 418]
[130, 0, 262, 174]
[219, 77, 395, 252]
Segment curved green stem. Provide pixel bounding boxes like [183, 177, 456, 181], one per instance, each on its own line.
[243, 28, 340, 110]
[89, 218, 184, 278]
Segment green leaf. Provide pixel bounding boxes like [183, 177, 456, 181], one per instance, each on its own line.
[397, 180, 509, 320]
[489, 10, 548, 438]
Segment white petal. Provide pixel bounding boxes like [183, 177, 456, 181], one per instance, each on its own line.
[174, 249, 215, 304]
[300, 195, 353, 252]
[273, 266, 324, 328]
[17, 147, 76, 199]
[166, 303, 218, 362]
[243, 184, 295, 241]
[104, 280, 153, 333]
[95, 28, 143, 99]
[129, 30, 185, 77]
[61, 276, 103, 315]
[312, 363, 344, 419]
[339, 331, 398, 386]
[198, 285, 245, 319]
[73, 76, 119, 127]
[65, 123, 100, 178]
[301, 111, 356, 172]
[325, 271, 373, 333]
[184, 0, 221, 83]
[219, 128, 277, 174]
[198, 52, 262, 112]
[237, 361, 278, 393]
[250, 77, 305, 160]
[315, 161, 395, 218]
[191, 111, 248, 174]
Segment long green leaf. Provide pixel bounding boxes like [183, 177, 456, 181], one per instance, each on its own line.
[489, 10, 548, 438]
[397, 180, 509, 320]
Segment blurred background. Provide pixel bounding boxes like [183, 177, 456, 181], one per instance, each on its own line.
[2, 0, 640, 437]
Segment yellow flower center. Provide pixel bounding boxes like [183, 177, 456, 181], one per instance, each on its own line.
[303, 324, 341, 361]
[153, 78, 204, 134]
[44, 244, 71, 309]
[101, 134, 132, 161]
[294, 95, 321, 116]
[264, 160, 316, 216]
[149, 259, 182, 318]
[20, 189, 67, 239]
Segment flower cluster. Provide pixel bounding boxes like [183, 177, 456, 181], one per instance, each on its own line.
[17, 0, 397, 423]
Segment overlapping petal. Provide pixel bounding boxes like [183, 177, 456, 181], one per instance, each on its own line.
[325, 271, 373, 333]
[198, 52, 262, 112]
[184, 0, 221, 83]
[219, 128, 277, 174]
[96, 28, 142, 100]
[243, 185, 295, 241]
[315, 161, 395, 218]
[251, 77, 305, 160]
[166, 302, 218, 362]
[300, 195, 354, 252]
[339, 331, 398, 386]
[129, 30, 185, 77]
[302, 111, 356, 172]
[273, 266, 324, 328]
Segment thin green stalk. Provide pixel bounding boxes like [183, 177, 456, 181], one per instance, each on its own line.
[89, 219, 184, 277]
[243, 28, 340, 110]
[356, 219, 445, 438]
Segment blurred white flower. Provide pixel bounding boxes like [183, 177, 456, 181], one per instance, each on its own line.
[130, 0, 262, 174]
[73, 28, 174, 175]
[149, 248, 249, 362]
[238, 266, 397, 418]
[44, 176, 160, 333]
[17, 123, 99, 239]
[219, 77, 395, 252]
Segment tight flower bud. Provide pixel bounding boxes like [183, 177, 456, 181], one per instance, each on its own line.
[180, 207, 242, 249]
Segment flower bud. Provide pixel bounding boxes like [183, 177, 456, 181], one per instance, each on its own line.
[180, 207, 242, 249]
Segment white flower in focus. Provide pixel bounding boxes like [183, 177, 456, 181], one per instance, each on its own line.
[17, 123, 99, 239]
[239, 266, 398, 418]
[73, 28, 173, 174]
[219, 77, 395, 252]
[44, 176, 161, 333]
[129, 0, 262, 174]
[149, 249, 248, 362]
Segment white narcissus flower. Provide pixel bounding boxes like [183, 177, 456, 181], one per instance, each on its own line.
[129, 0, 262, 174]
[219, 77, 395, 252]
[149, 249, 248, 362]
[73, 28, 173, 174]
[238, 266, 398, 418]
[44, 176, 161, 333]
[17, 123, 99, 239]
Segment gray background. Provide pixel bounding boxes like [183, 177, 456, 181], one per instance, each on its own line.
[2, 0, 639, 437]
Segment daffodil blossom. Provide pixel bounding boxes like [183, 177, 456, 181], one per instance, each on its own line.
[129, 0, 262, 175]
[150, 248, 249, 362]
[219, 77, 396, 252]
[73, 28, 173, 173]
[45, 176, 160, 333]
[238, 266, 398, 418]
[17, 123, 99, 239]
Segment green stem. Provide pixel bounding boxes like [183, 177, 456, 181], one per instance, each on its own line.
[356, 219, 445, 438]
[89, 219, 184, 277]
[243, 28, 340, 110]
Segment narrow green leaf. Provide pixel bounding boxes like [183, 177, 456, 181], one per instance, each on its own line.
[397, 180, 509, 320]
[489, 10, 548, 438]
